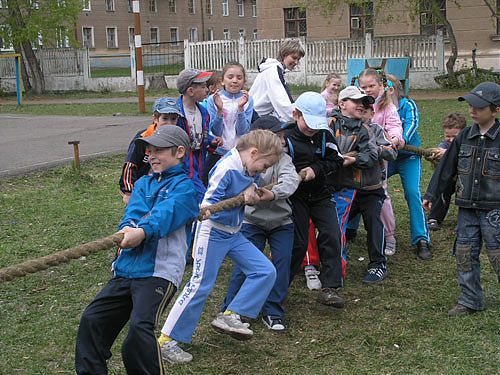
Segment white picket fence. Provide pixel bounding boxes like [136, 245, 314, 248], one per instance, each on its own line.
[185, 32, 445, 74]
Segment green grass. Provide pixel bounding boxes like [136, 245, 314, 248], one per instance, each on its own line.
[0, 102, 152, 116]
[90, 64, 184, 78]
[0, 98, 499, 374]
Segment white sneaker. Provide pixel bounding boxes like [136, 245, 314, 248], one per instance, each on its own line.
[304, 265, 322, 290]
[385, 237, 397, 256]
[211, 312, 253, 341]
[160, 340, 193, 364]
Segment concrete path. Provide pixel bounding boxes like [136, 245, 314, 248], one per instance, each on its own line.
[0, 114, 149, 177]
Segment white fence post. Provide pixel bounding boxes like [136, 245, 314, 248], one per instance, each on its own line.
[184, 39, 191, 69]
[82, 48, 90, 89]
[239, 37, 246, 69]
[299, 36, 308, 85]
[436, 29, 445, 73]
[365, 33, 372, 59]
[130, 46, 136, 78]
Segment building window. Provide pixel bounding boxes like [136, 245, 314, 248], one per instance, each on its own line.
[189, 27, 198, 42]
[149, 0, 156, 12]
[170, 27, 179, 44]
[82, 26, 94, 48]
[30, 0, 39, 9]
[0, 25, 12, 50]
[350, 2, 373, 38]
[239, 28, 245, 38]
[207, 28, 214, 41]
[252, 0, 256, 17]
[128, 27, 135, 46]
[223, 28, 230, 40]
[127, 0, 132, 12]
[56, 27, 70, 47]
[82, 0, 91, 11]
[253, 28, 257, 40]
[106, 26, 118, 48]
[222, 0, 228, 16]
[168, 0, 176, 13]
[206, 0, 212, 15]
[188, 0, 195, 14]
[284, 7, 307, 37]
[419, 0, 446, 36]
[150, 27, 159, 44]
[0, 0, 8, 9]
[237, 0, 244, 16]
[105, 0, 114, 12]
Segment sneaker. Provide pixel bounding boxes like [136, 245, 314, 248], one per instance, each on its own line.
[317, 287, 345, 308]
[211, 312, 253, 341]
[160, 341, 193, 364]
[448, 303, 478, 317]
[304, 265, 322, 290]
[362, 267, 388, 284]
[416, 240, 432, 260]
[427, 219, 441, 231]
[385, 237, 396, 256]
[262, 315, 285, 333]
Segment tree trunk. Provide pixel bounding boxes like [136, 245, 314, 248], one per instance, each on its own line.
[443, 18, 458, 86]
[7, 0, 45, 94]
[13, 43, 32, 91]
[21, 42, 45, 94]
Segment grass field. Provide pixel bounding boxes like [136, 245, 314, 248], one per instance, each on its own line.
[0, 98, 499, 374]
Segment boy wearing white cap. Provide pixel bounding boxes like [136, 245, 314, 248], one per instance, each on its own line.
[285, 91, 346, 307]
[423, 81, 500, 316]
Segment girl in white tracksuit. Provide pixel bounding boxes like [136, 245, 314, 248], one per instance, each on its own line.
[159, 129, 282, 363]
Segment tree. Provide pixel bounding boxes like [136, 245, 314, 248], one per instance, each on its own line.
[0, 0, 81, 93]
[304, 0, 499, 85]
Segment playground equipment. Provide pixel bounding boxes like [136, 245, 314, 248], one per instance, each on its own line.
[347, 57, 410, 96]
[0, 53, 23, 105]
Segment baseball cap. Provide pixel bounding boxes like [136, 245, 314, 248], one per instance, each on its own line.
[177, 68, 213, 94]
[136, 125, 190, 151]
[294, 91, 329, 130]
[152, 97, 184, 116]
[251, 115, 295, 133]
[458, 82, 500, 108]
[339, 86, 375, 106]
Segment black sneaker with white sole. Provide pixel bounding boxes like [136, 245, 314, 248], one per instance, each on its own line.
[262, 315, 285, 333]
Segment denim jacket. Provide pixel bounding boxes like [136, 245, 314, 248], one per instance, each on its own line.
[424, 119, 500, 210]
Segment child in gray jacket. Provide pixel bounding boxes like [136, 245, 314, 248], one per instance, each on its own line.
[220, 115, 300, 332]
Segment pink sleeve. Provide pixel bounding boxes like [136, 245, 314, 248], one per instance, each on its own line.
[383, 105, 404, 145]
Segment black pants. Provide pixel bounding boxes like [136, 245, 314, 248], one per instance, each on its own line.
[349, 188, 386, 269]
[75, 277, 176, 375]
[290, 193, 343, 288]
[203, 152, 222, 186]
[428, 183, 455, 223]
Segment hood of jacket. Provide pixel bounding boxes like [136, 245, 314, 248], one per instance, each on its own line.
[258, 58, 283, 73]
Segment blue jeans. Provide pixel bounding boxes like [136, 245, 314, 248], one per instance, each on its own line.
[221, 223, 294, 319]
[455, 207, 500, 310]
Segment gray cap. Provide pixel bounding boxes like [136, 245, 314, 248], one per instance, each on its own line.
[177, 69, 213, 94]
[136, 125, 190, 150]
[458, 82, 500, 108]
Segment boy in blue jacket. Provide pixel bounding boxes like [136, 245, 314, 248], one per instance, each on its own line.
[75, 126, 199, 375]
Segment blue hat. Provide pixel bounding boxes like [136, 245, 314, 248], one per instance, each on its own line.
[294, 92, 329, 130]
[458, 82, 500, 108]
[152, 97, 184, 117]
[251, 115, 295, 133]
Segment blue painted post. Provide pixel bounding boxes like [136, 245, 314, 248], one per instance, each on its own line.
[15, 55, 22, 106]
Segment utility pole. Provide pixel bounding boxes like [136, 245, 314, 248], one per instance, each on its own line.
[133, 0, 146, 113]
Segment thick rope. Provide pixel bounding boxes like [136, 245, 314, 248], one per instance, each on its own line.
[0, 233, 124, 283]
[0, 172, 307, 283]
[401, 144, 440, 158]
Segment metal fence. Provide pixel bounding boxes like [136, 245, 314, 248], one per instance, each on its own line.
[142, 41, 184, 75]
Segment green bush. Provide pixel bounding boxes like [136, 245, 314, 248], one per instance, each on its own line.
[435, 68, 500, 88]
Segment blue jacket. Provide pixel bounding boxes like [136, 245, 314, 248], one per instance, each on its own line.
[397, 97, 421, 158]
[176, 96, 211, 201]
[113, 163, 199, 287]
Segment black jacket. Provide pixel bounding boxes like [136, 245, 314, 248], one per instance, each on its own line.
[424, 119, 500, 210]
[285, 125, 344, 198]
